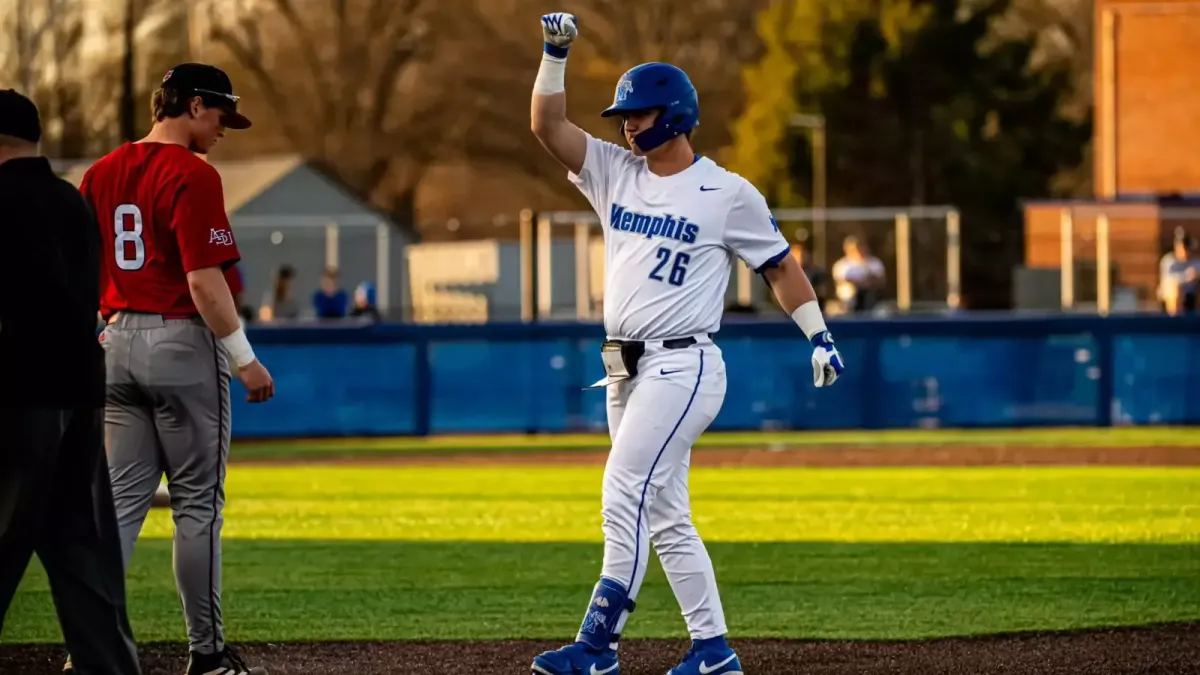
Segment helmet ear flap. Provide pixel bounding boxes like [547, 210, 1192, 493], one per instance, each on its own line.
[662, 107, 696, 136]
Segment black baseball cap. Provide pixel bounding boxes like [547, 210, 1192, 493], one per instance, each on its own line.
[0, 89, 41, 143]
[160, 63, 252, 130]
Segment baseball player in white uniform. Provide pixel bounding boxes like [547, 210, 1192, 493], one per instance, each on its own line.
[529, 13, 845, 675]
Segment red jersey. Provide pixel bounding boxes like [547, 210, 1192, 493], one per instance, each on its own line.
[81, 142, 241, 317]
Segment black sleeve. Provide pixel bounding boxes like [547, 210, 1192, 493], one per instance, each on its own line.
[0, 191, 31, 326]
[46, 179, 101, 326]
[75, 188, 102, 320]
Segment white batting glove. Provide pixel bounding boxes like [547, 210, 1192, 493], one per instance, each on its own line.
[810, 331, 845, 387]
[541, 12, 578, 58]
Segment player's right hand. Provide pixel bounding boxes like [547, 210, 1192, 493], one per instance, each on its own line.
[237, 360, 275, 403]
[541, 13, 578, 49]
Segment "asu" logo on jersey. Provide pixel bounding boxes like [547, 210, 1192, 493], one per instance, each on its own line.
[609, 203, 700, 244]
[209, 228, 235, 246]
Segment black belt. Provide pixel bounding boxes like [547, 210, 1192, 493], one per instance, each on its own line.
[603, 334, 709, 380]
[620, 334, 711, 350]
[662, 336, 698, 349]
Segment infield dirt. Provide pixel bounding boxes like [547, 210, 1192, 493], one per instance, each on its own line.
[4, 442, 1198, 675]
[6, 623, 1200, 674]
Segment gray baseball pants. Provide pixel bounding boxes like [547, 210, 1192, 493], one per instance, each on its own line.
[101, 312, 231, 656]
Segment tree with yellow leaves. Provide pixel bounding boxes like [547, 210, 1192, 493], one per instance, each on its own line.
[726, 0, 929, 207]
[728, 0, 1090, 310]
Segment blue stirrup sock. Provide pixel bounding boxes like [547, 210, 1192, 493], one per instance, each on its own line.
[575, 577, 636, 652]
[693, 635, 729, 652]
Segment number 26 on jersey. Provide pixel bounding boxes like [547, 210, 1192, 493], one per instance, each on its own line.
[113, 203, 146, 271]
[649, 247, 690, 286]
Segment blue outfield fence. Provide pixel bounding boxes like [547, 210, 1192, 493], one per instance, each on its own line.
[231, 315, 1200, 438]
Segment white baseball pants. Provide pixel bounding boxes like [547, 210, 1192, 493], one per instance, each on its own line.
[598, 338, 728, 641]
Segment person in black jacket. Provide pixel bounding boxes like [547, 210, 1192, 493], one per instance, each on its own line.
[0, 89, 141, 675]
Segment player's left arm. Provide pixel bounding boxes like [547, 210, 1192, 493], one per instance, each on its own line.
[762, 256, 819, 315]
[725, 182, 845, 386]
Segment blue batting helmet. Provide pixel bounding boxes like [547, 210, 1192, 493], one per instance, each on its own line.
[601, 62, 698, 152]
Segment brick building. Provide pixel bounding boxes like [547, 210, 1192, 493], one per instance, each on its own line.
[1023, 0, 1200, 308]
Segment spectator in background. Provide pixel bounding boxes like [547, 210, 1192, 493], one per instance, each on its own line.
[790, 242, 830, 312]
[259, 264, 301, 322]
[1160, 228, 1200, 316]
[832, 235, 885, 313]
[349, 282, 381, 321]
[312, 266, 349, 319]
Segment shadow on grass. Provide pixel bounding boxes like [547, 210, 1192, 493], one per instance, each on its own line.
[5, 540, 1199, 645]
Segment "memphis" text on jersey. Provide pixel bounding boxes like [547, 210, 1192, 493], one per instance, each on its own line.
[610, 203, 700, 244]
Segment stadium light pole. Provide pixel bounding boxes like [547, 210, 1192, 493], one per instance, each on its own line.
[790, 113, 827, 267]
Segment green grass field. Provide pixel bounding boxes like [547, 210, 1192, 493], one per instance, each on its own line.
[4, 461, 1199, 645]
[228, 426, 1200, 460]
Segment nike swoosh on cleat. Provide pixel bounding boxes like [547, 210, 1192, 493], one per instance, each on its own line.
[590, 663, 620, 675]
[698, 653, 738, 674]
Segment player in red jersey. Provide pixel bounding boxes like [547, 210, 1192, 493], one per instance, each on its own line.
[79, 63, 272, 675]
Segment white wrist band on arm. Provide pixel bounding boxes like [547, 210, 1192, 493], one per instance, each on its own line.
[534, 52, 567, 95]
[220, 327, 256, 368]
[791, 300, 828, 341]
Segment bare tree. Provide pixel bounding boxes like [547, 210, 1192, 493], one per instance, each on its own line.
[5, 0, 85, 156]
[0, 5, 13, 84]
[563, 0, 769, 151]
[13, 0, 67, 92]
[437, 0, 772, 211]
[205, 0, 455, 222]
[201, 0, 770, 224]
[81, 0, 182, 150]
[48, 0, 85, 156]
[2, 0, 190, 157]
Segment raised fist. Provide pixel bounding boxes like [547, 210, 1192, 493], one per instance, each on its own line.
[541, 13, 578, 49]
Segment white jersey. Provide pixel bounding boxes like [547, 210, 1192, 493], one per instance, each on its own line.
[570, 134, 790, 340]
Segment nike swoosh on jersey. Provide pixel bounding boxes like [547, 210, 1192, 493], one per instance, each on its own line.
[590, 663, 620, 675]
[699, 653, 738, 674]
[699, 186, 721, 191]
[660, 369, 682, 375]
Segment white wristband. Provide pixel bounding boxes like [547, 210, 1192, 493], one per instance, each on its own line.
[533, 52, 567, 95]
[220, 327, 256, 368]
[791, 300, 828, 341]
